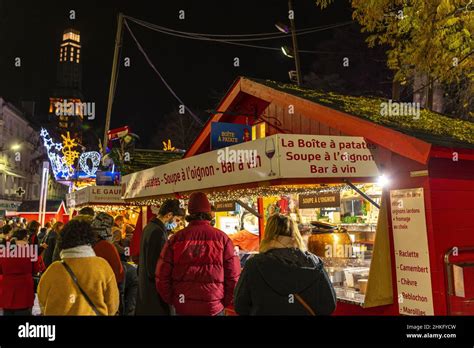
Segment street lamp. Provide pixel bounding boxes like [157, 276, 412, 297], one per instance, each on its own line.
[281, 46, 294, 58]
[275, 21, 290, 34]
[11, 144, 21, 151]
[276, 0, 302, 86]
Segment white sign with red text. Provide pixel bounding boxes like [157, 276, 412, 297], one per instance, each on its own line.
[390, 188, 434, 316]
[277, 134, 379, 178]
[122, 136, 273, 200]
[122, 134, 380, 200]
[67, 186, 124, 207]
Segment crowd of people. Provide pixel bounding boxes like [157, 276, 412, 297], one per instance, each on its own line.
[0, 191, 336, 316]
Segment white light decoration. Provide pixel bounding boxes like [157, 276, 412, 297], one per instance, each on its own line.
[40, 128, 74, 179]
[79, 151, 101, 177]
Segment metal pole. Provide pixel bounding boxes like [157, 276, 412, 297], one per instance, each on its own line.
[288, 0, 302, 86]
[103, 12, 124, 155]
[235, 200, 262, 218]
[343, 179, 381, 209]
[39, 161, 49, 226]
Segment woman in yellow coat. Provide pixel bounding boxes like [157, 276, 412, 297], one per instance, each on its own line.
[38, 219, 119, 316]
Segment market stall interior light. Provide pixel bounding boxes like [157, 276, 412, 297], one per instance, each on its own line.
[126, 183, 358, 206]
[377, 175, 390, 188]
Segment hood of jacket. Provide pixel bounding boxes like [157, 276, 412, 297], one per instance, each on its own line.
[254, 248, 324, 296]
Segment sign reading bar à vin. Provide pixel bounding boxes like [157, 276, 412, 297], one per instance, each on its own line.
[299, 193, 340, 209]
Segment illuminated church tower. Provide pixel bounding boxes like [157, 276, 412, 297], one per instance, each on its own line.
[49, 28, 84, 140]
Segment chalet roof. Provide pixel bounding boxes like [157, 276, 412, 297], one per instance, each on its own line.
[17, 200, 64, 213]
[249, 78, 474, 149]
[121, 149, 184, 175]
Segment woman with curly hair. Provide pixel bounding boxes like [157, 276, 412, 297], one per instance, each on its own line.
[37, 219, 119, 315]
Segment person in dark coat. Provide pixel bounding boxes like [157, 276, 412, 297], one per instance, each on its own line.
[0, 225, 12, 245]
[42, 222, 64, 268]
[135, 199, 184, 315]
[156, 192, 241, 316]
[0, 229, 42, 315]
[26, 220, 41, 248]
[234, 214, 336, 316]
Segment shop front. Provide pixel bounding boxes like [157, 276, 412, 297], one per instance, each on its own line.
[122, 77, 474, 315]
[121, 133, 398, 314]
[66, 185, 141, 257]
[6, 200, 69, 224]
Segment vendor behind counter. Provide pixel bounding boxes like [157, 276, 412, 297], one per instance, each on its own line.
[229, 214, 259, 252]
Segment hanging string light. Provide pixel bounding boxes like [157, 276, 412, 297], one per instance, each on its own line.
[124, 184, 357, 206]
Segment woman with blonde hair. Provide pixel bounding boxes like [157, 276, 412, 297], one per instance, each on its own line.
[234, 214, 336, 315]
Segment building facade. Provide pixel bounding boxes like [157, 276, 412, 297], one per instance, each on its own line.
[0, 98, 67, 216]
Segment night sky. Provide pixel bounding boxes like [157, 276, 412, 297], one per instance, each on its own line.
[0, 0, 386, 148]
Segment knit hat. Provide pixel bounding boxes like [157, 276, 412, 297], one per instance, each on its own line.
[91, 212, 114, 240]
[188, 192, 211, 214]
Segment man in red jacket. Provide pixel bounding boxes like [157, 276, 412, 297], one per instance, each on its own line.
[156, 192, 240, 316]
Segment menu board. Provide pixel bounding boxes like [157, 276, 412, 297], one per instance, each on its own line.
[390, 188, 434, 316]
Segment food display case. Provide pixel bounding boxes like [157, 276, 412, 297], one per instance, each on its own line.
[259, 184, 386, 307]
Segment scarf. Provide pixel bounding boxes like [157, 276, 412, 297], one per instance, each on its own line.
[60, 245, 96, 259]
[259, 235, 303, 253]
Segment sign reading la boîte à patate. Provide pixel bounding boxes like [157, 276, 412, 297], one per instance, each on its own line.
[121, 134, 380, 200]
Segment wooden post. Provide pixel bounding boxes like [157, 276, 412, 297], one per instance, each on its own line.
[257, 197, 265, 242]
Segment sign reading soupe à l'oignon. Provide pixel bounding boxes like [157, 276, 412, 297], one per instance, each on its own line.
[299, 193, 340, 209]
[121, 134, 379, 200]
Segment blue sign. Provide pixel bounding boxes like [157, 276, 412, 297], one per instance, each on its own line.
[96, 171, 121, 186]
[210, 122, 252, 150]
